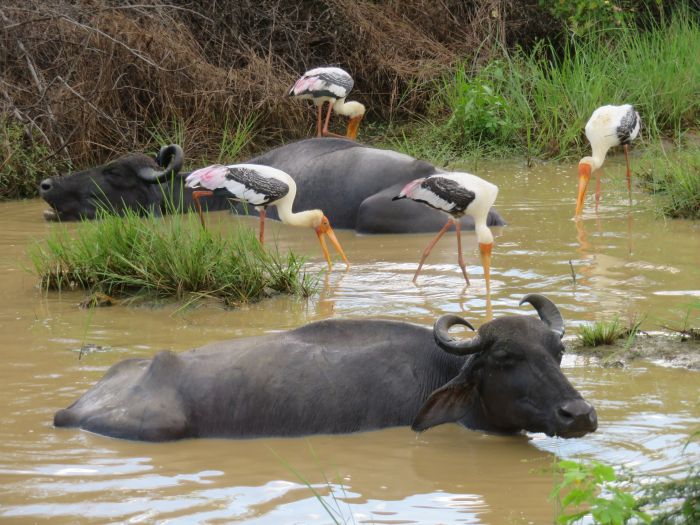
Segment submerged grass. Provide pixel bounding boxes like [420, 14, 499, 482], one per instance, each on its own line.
[29, 207, 318, 307]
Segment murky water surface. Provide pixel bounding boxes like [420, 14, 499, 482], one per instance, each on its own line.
[1, 158, 698, 524]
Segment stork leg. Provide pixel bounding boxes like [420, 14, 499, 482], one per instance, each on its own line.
[454, 220, 470, 285]
[321, 102, 346, 138]
[595, 171, 601, 212]
[316, 103, 324, 138]
[623, 144, 632, 205]
[258, 207, 266, 244]
[412, 220, 453, 283]
[192, 190, 213, 229]
[321, 101, 334, 136]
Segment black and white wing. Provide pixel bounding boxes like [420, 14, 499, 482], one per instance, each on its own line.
[220, 164, 290, 207]
[288, 67, 354, 99]
[406, 176, 476, 216]
[616, 105, 641, 145]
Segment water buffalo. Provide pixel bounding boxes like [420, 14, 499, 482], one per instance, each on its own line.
[38, 139, 505, 233]
[38, 144, 230, 221]
[54, 295, 597, 441]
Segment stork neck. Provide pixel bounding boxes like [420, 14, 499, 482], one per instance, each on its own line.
[474, 221, 493, 245]
[275, 187, 322, 228]
[585, 144, 609, 172]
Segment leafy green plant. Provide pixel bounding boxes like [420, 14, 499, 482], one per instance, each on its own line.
[538, 0, 641, 35]
[0, 117, 67, 199]
[29, 205, 318, 307]
[551, 460, 651, 524]
[440, 61, 515, 148]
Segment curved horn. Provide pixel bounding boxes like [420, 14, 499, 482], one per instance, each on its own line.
[138, 144, 184, 183]
[519, 294, 565, 338]
[433, 314, 482, 355]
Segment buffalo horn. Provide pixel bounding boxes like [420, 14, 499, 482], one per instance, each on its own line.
[137, 144, 184, 183]
[433, 314, 482, 355]
[519, 294, 565, 338]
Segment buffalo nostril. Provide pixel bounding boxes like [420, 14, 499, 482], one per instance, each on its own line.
[40, 179, 53, 192]
[557, 406, 574, 423]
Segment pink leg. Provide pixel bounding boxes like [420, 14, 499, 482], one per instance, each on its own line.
[192, 190, 213, 229]
[321, 101, 334, 136]
[595, 172, 601, 212]
[454, 220, 470, 285]
[258, 207, 266, 244]
[624, 144, 632, 205]
[316, 104, 324, 137]
[413, 220, 453, 283]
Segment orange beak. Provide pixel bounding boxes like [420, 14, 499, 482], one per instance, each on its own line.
[345, 115, 363, 140]
[575, 163, 592, 216]
[315, 217, 350, 270]
[479, 242, 493, 292]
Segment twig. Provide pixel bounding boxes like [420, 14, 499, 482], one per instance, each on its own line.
[568, 259, 577, 286]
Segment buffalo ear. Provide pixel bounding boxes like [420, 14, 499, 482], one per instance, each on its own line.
[411, 374, 475, 432]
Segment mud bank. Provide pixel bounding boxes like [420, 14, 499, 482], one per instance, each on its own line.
[566, 331, 700, 370]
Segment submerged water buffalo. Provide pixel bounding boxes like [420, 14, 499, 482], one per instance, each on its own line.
[38, 139, 505, 233]
[54, 295, 597, 441]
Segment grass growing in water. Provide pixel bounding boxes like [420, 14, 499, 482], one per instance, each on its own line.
[638, 144, 700, 219]
[577, 317, 637, 347]
[30, 207, 317, 306]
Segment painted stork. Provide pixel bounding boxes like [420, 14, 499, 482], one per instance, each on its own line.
[288, 67, 365, 140]
[393, 172, 498, 289]
[576, 104, 641, 215]
[185, 164, 349, 270]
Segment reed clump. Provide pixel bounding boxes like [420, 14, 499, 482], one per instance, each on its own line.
[577, 318, 632, 347]
[638, 145, 700, 219]
[29, 208, 317, 306]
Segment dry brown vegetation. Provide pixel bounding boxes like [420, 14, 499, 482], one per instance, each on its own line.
[0, 0, 557, 169]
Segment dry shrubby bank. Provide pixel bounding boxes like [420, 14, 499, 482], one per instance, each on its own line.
[0, 1, 553, 172]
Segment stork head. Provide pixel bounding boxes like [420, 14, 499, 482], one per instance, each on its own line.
[342, 101, 365, 140]
[310, 212, 350, 270]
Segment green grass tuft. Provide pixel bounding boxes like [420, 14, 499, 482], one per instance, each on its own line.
[29, 207, 318, 307]
[577, 318, 630, 347]
[638, 144, 700, 219]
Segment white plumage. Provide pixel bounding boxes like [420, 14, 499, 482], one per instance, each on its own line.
[393, 172, 498, 288]
[576, 104, 641, 215]
[288, 66, 365, 139]
[185, 163, 349, 269]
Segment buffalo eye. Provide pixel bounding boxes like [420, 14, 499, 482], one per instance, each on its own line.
[489, 348, 518, 368]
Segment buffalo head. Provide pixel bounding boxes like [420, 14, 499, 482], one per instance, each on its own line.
[413, 294, 597, 438]
[39, 145, 183, 221]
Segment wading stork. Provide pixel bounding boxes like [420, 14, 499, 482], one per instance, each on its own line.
[288, 67, 365, 140]
[185, 164, 349, 270]
[393, 172, 498, 290]
[576, 104, 641, 215]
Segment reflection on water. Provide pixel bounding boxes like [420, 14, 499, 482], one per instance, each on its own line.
[0, 159, 698, 523]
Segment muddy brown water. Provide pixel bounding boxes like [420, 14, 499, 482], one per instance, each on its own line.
[1, 158, 698, 524]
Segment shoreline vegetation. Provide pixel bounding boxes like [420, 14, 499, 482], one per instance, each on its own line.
[0, 2, 698, 218]
[30, 207, 317, 308]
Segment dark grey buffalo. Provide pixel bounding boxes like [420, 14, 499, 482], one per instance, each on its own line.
[39, 139, 505, 233]
[54, 295, 597, 442]
[39, 144, 230, 221]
